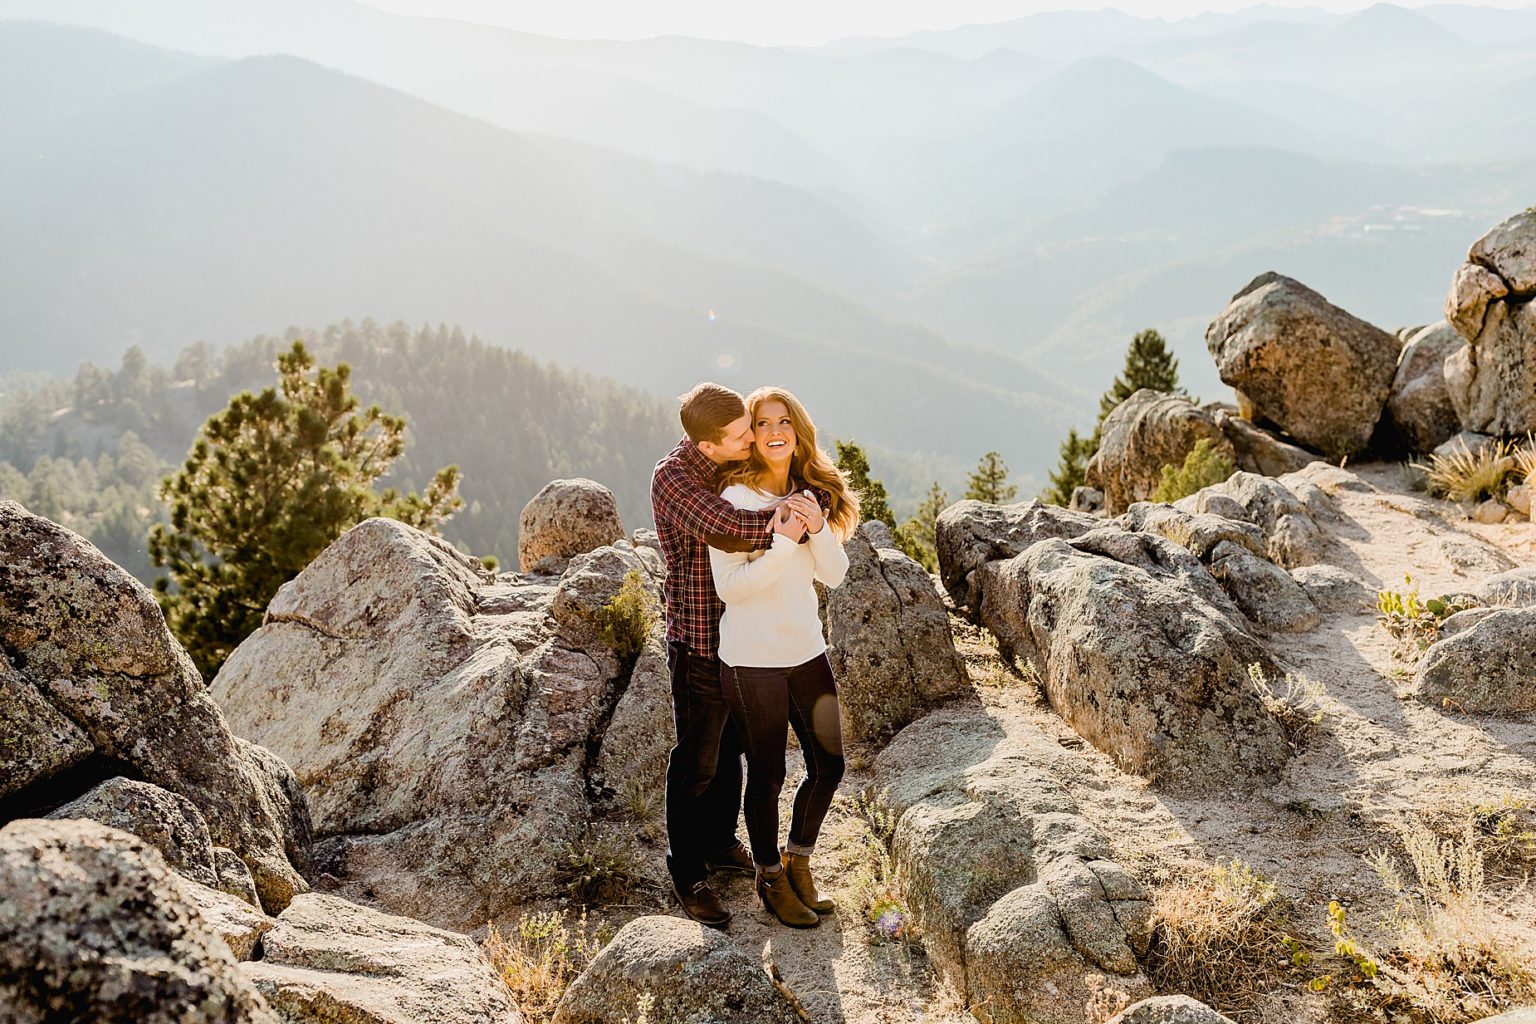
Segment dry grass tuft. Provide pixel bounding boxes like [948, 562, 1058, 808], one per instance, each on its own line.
[485, 910, 611, 1023]
[1146, 858, 1294, 1015]
[1416, 440, 1513, 504]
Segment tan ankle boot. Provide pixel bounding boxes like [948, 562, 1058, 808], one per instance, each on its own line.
[756, 860, 819, 928]
[783, 852, 834, 913]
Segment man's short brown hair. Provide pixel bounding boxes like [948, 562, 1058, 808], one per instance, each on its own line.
[678, 382, 745, 445]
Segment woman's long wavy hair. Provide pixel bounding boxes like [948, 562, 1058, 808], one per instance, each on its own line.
[719, 386, 860, 539]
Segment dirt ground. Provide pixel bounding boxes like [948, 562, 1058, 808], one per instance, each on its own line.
[505, 461, 1536, 1024]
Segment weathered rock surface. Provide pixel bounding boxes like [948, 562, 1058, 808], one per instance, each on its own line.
[1413, 607, 1536, 715]
[1387, 321, 1467, 453]
[827, 522, 971, 742]
[215, 846, 263, 906]
[552, 916, 801, 1024]
[953, 517, 1289, 790]
[1109, 995, 1236, 1024]
[875, 709, 1153, 1024]
[183, 881, 275, 960]
[0, 500, 311, 913]
[1178, 471, 1329, 568]
[936, 500, 1099, 611]
[1475, 567, 1536, 607]
[1085, 389, 1236, 514]
[1206, 272, 1400, 459]
[1207, 404, 1318, 477]
[212, 516, 662, 930]
[1071, 486, 1105, 513]
[588, 633, 671, 803]
[1290, 564, 1373, 615]
[1206, 540, 1321, 633]
[244, 893, 521, 1024]
[0, 818, 279, 1024]
[47, 776, 220, 890]
[518, 477, 625, 573]
[1443, 210, 1536, 436]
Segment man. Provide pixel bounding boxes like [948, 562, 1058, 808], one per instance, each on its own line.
[650, 382, 780, 928]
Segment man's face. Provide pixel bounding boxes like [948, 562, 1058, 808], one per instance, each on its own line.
[699, 413, 754, 464]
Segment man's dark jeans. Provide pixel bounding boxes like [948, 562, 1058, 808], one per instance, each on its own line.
[664, 641, 744, 887]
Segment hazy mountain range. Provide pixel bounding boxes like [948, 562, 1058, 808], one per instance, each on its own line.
[2, 1, 1533, 488]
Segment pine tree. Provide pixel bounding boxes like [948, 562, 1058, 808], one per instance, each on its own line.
[965, 451, 1017, 504]
[1094, 328, 1184, 441]
[1040, 428, 1096, 507]
[895, 480, 948, 572]
[148, 340, 462, 680]
[834, 439, 895, 529]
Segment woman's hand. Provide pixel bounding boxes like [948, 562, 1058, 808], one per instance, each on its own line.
[786, 491, 825, 534]
[772, 502, 807, 542]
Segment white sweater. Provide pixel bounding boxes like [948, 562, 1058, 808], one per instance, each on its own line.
[708, 483, 850, 668]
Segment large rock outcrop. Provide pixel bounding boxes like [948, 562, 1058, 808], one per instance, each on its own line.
[1206, 272, 1400, 459]
[0, 818, 280, 1024]
[0, 500, 311, 913]
[245, 893, 523, 1024]
[1412, 607, 1536, 716]
[968, 530, 1291, 790]
[518, 477, 625, 572]
[875, 709, 1153, 1024]
[1085, 389, 1236, 514]
[936, 500, 1100, 611]
[553, 917, 802, 1024]
[1387, 321, 1467, 453]
[826, 521, 971, 742]
[212, 516, 663, 931]
[1444, 210, 1536, 436]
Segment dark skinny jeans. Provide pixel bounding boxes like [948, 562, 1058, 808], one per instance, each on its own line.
[720, 653, 846, 868]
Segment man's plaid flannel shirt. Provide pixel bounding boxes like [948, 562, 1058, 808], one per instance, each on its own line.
[650, 438, 775, 660]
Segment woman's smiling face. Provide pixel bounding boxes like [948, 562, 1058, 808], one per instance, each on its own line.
[754, 398, 796, 464]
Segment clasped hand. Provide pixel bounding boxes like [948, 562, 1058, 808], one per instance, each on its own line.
[771, 492, 824, 541]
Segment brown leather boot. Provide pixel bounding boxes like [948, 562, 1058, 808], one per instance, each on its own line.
[783, 852, 834, 913]
[673, 878, 731, 929]
[756, 860, 819, 928]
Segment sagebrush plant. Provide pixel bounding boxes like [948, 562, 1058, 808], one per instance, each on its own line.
[595, 569, 658, 662]
[485, 909, 611, 1023]
[557, 831, 646, 907]
[1151, 438, 1236, 503]
[849, 788, 920, 945]
[1247, 662, 1327, 748]
[1146, 858, 1295, 1014]
[1416, 440, 1514, 504]
[1311, 814, 1536, 1023]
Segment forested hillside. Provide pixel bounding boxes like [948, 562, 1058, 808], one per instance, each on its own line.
[0, 321, 681, 579]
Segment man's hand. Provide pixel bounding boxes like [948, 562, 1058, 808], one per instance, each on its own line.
[772, 502, 807, 542]
[785, 491, 825, 534]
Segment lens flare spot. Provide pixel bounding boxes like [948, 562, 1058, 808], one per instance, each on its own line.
[706, 309, 717, 322]
[717, 353, 735, 369]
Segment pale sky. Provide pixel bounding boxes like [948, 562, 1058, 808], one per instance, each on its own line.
[362, 0, 1536, 45]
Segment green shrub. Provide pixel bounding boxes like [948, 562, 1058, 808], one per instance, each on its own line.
[594, 569, 657, 662]
[1376, 574, 1478, 656]
[1151, 439, 1236, 503]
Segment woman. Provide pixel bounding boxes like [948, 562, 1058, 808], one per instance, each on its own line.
[709, 386, 859, 928]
